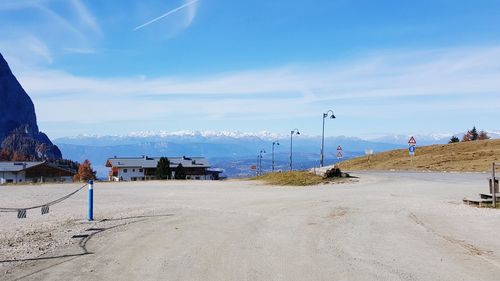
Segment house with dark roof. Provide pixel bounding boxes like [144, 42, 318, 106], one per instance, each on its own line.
[0, 161, 76, 184]
[105, 156, 221, 181]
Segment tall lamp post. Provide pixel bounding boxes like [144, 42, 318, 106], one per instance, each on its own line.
[320, 110, 336, 167]
[259, 149, 266, 175]
[256, 155, 260, 176]
[272, 141, 280, 172]
[289, 129, 300, 171]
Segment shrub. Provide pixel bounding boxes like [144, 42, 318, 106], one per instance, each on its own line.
[478, 131, 490, 140]
[324, 167, 343, 178]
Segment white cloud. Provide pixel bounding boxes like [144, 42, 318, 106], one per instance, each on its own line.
[0, 36, 53, 65]
[0, 0, 101, 64]
[17, 46, 500, 99]
[5, 46, 500, 135]
[70, 0, 102, 36]
[184, 0, 199, 27]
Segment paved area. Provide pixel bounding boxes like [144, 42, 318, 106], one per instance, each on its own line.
[1, 172, 500, 281]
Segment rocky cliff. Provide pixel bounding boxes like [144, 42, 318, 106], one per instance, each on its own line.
[0, 53, 62, 160]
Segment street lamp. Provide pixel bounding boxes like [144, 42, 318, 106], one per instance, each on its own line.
[272, 141, 280, 172]
[259, 149, 266, 175]
[320, 110, 336, 167]
[289, 129, 300, 171]
[256, 155, 260, 176]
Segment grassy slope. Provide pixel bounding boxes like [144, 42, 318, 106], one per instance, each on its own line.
[253, 171, 326, 186]
[338, 139, 500, 172]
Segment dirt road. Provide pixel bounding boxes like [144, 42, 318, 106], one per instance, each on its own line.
[2, 172, 500, 280]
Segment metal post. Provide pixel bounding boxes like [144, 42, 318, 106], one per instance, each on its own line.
[88, 179, 94, 221]
[256, 155, 260, 176]
[272, 141, 279, 172]
[289, 129, 299, 171]
[272, 143, 275, 172]
[493, 163, 497, 207]
[290, 131, 293, 171]
[259, 154, 262, 175]
[321, 114, 325, 167]
[258, 149, 266, 175]
[320, 110, 335, 167]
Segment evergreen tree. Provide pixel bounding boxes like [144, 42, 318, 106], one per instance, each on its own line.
[174, 164, 187, 180]
[470, 126, 479, 141]
[156, 157, 171, 180]
[449, 136, 460, 143]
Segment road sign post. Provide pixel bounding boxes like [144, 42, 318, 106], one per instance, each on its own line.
[408, 145, 416, 156]
[493, 163, 497, 207]
[365, 149, 374, 167]
[336, 146, 343, 161]
[408, 136, 416, 146]
[408, 136, 417, 168]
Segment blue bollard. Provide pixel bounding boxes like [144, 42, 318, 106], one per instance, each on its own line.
[88, 179, 94, 221]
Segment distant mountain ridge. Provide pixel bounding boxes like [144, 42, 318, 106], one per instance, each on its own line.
[54, 130, 499, 178]
[0, 53, 61, 160]
[54, 133, 404, 178]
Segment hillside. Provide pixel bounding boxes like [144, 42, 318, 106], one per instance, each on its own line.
[338, 139, 500, 172]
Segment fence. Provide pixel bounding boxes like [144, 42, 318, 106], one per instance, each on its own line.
[0, 183, 88, 219]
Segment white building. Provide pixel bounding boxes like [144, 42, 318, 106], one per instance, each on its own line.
[106, 156, 221, 181]
[0, 162, 75, 184]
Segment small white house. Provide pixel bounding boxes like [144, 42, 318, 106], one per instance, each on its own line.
[0, 162, 75, 184]
[105, 156, 220, 181]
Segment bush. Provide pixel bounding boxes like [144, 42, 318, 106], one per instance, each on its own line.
[323, 167, 343, 178]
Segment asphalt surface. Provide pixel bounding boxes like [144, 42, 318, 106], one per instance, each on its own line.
[2, 172, 500, 281]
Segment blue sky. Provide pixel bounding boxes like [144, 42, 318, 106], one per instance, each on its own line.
[1, 0, 499, 138]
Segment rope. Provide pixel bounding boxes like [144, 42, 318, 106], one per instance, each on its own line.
[0, 183, 88, 213]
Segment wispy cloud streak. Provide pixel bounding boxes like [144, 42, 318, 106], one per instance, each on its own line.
[134, 0, 199, 31]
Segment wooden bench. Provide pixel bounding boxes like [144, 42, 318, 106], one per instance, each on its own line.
[463, 198, 493, 206]
[479, 193, 500, 199]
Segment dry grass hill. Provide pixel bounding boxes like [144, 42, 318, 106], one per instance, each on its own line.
[338, 139, 500, 172]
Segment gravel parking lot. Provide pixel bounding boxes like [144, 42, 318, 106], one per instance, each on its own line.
[1, 172, 500, 281]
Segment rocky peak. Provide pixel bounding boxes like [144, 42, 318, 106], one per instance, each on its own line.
[0, 53, 61, 160]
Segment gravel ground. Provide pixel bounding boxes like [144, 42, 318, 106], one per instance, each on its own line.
[1, 172, 500, 281]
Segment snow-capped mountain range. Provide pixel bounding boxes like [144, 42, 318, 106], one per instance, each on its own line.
[57, 130, 500, 146]
[54, 130, 499, 178]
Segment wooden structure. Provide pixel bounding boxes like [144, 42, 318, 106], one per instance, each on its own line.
[463, 162, 499, 207]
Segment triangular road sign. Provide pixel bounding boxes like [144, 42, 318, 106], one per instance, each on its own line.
[337, 151, 343, 159]
[337, 145, 343, 151]
[408, 136, 416, 145]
